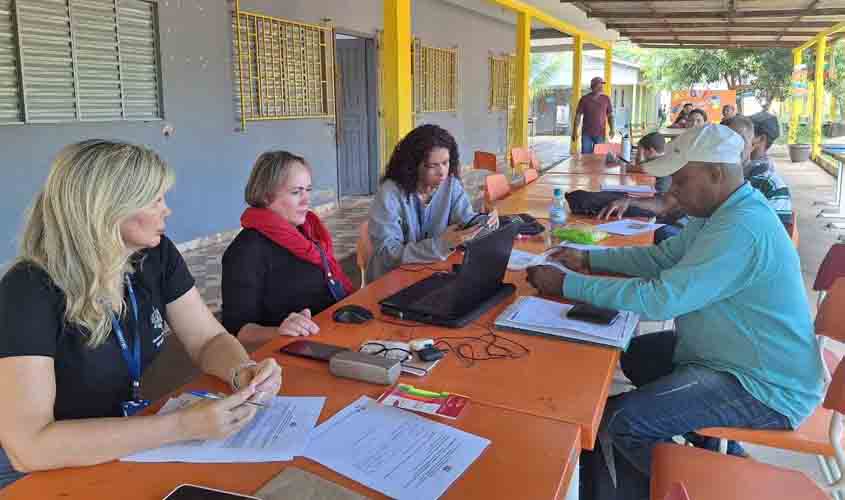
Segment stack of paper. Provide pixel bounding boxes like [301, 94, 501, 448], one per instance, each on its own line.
[304, 396, 490, 500]
[122, 394, 325, 463]
[495, 296, 639, 350]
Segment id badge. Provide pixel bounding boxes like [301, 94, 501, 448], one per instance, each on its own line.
[327, 278, 347, 302]
[121, 399, 150, 417]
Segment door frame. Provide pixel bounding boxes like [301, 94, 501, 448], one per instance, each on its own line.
[334, 28, 380, 197]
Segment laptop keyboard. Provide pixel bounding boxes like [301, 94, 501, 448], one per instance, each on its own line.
[412, 281, 460, 313]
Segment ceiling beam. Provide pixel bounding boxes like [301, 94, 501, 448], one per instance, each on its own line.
[591, 9, 845, 20]
[637, 41, 802, 48]
[622, 30, 813, 38]
[606, 21, 834, 29]
[531, 28, 572, 39]
[778, 0, 821, 42]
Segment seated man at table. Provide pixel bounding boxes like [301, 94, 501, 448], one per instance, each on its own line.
[527, 124, 823, 500]
[599, 133, 686, 243]
[669, 103, 693, 128]
[723, 114, 793, 228]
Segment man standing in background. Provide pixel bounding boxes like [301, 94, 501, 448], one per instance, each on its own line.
[572, 76, 614, 154]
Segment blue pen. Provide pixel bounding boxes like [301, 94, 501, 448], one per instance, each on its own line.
[188, 390, 268, 409]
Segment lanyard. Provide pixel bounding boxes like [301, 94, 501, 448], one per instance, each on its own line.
[310, 238, 347, 302]
[110, 274, 142, 401]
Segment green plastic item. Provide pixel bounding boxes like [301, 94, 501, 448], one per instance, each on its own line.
[552, 227, 609, 244]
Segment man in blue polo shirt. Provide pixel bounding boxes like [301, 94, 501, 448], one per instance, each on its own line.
[527, 125, 823, 500]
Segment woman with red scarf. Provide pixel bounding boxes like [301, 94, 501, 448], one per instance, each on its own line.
[222, 151, 354, 346]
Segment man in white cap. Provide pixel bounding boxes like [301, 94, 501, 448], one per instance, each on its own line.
[572, 76, 614, 154]
[527, 124, 823, 500]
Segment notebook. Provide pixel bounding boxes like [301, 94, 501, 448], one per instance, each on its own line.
[494, 296, 638, 350]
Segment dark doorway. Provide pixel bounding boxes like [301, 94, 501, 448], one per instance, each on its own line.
[335, 34, 378, 196]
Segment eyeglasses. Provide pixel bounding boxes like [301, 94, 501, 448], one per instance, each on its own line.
[359, 342, 412, 363]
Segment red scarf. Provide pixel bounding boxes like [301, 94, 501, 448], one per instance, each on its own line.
[240, 207, 354, 294]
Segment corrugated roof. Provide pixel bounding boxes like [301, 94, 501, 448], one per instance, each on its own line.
[565, 0, 845, 48]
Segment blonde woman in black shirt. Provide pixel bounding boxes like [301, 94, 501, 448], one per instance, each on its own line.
[0, 140, 282, 489]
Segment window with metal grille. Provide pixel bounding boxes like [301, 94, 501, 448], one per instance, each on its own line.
[489, 54, 514, 111]
[412, 39, 457, 113]
[232, 8, 335, 130]
[0, 0, 162, 124]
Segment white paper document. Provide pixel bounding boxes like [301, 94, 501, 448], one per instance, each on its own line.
[122, 394, 325, 463]
[595, 219, 664, 236]
[495, 296, 639, 349]
[304, 396, 490, 500]
[508, 248, 588, 275]
[600, 184, 656, 194]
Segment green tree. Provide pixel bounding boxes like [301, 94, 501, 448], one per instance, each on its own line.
[529, 53, 565, 100]
[615, 43, 793, 112]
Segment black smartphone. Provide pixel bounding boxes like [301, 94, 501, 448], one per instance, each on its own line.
[459, 213, 489, 230]
[279, 340, 348, 361]
[566, 304, 620, 325]
[162, 484, 259, 500]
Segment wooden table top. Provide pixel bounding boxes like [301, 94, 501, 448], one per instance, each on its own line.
[3, 364, 581, 500]
[252, 220, 651, 451]
[2, 166, 655, 500]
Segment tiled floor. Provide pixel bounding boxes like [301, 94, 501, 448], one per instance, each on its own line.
[153, 146, 842, 496]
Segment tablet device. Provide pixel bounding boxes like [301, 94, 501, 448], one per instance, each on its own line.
[163, 484, 260, 500]
[279, 340, 348, 361]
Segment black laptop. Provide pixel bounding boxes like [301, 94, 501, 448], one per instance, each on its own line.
[379, 221, 520, 327]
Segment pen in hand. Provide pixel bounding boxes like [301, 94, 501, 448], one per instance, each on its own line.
[188, 390, 268, 409]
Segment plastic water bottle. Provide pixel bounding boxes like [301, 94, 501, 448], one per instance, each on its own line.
[621, 127, 632, 163]
[549, 188, 568, 230]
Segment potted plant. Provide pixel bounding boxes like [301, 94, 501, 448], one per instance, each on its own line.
[788, 123, 812, 163]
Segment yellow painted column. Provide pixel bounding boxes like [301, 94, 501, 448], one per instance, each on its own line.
[605, 44, 613, 137]
[814, 35, 828, 159]
[790, 49, 803, 145]
[514, 11, 531, 149]
[570, 35, 583, 154]
[383, 0, 413, 159]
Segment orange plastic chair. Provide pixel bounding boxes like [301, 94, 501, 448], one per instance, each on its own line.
[355, 221, 372, 287]
[523, 168, 539, 184]
[485, 173, 510, 209]
[697, 277, 845, 493]
[510, 147, 531, 173]
[473, 151, 498, 173]
[593, 143, 622, 155]
[651, 444, 827, 500]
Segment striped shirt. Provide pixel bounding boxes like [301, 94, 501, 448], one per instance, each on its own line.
[746, 156, 793, 226]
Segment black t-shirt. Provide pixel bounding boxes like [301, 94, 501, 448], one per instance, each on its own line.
[221, 229, 337, 335]
[0, 236, 194, 420]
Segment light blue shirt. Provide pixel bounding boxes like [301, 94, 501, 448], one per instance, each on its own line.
[366, 177, 476, 282]
[563, 182, 823, 427]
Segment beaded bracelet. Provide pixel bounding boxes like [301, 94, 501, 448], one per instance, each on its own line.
[230, 360, 258, 391]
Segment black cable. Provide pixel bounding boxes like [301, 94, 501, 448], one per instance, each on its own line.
[433, 321, 530, 367]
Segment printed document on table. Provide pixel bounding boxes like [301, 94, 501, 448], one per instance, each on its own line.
[506, 296, 626, 341]
[304, 396, 490, 500]
[595, 219, 664, 236]
[495, 296, 639, 350]
[122, 394, 325, 463]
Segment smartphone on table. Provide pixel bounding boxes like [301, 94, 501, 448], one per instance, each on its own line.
[162, 484, 260, 500]
[279, 340, 348, 361]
